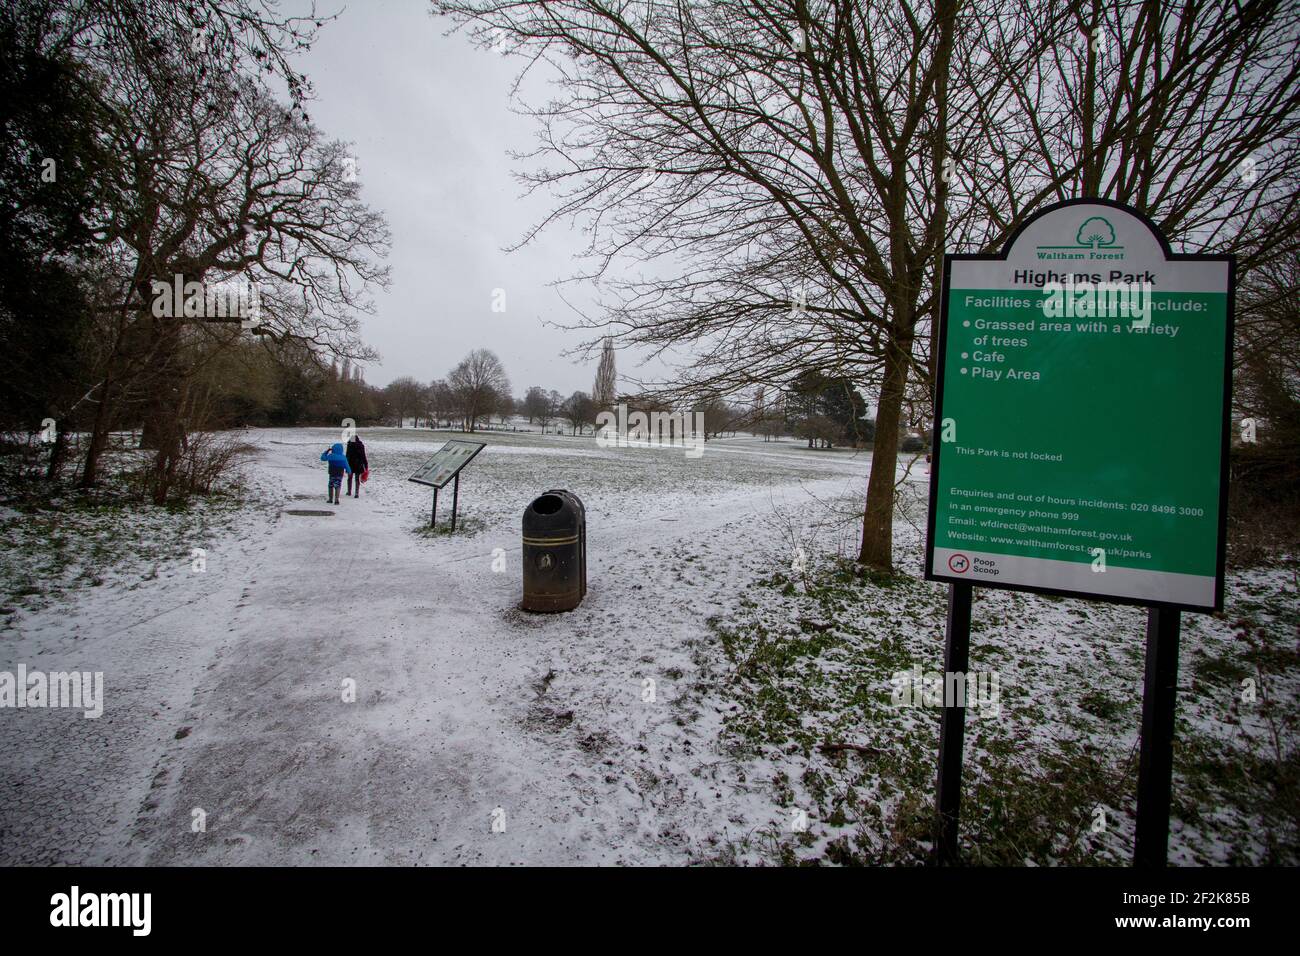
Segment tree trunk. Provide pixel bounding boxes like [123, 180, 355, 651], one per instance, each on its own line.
[927, 0, 954, 387]
[79, 378, 115, 489]
[45, 421, 69, 481]
[138, 300, 186, 451]
[858, 334, 912, 571]
[149, 411, 185, 504]
[138, 315, 188, 503]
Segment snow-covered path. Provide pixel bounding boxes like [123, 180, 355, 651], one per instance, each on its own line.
[2, 428, 875, 865]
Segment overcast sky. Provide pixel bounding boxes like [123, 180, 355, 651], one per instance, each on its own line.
[288, 0, 619, 395]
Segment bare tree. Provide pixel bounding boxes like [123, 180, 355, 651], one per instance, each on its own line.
[544, 389, 564, 432]
[1235, 251, 1300, 461]
[952, 1, 1300, 274]
[126, 89, 388, 499]
[592, 336, 617, 409]
[448, 348, 511, 432]
[494, 390, 516, 425]
[432, 0, 964, 570]
[522, 385, 550, 424]
[50, 0, 390, 499]
[561, 390, 596, 436]
[427, 379, 454, 428]
[434, 0, 1300, 571]
[383, 376, 426, 427]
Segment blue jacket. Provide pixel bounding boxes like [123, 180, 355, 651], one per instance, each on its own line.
[321, 443, 351, 476]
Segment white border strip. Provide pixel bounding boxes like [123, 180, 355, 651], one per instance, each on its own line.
[931, 547, 1214, 607]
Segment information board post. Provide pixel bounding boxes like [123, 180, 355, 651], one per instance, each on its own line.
[1135, 606, 1181, 867]
[934, 582, 973, 865]
[450, 473, 460, 533]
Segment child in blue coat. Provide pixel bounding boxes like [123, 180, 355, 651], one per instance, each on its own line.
[320, 442, 351, 504]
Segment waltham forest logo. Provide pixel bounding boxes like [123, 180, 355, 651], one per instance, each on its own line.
[1036, 216, 1126, 262]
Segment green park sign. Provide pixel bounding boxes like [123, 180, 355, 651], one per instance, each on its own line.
[926, 199, 1234, 613]
[924, 198, 1236, 869]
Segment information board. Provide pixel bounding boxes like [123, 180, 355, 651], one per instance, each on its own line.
[925, 199, 1233, 612]
[408, 440, 486, 489]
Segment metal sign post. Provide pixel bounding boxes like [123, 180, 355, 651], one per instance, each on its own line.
[925, 198, 1234, 866]
[934, 582, 973, 865]
[409, 440, 486, 531]
[1135, 606, 1181, 867]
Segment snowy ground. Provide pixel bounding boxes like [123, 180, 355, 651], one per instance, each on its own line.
[0, 427, 1294, 865]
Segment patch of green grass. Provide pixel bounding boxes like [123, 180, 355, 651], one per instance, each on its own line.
[1078, 689, 1125, 721]
[1193, 652, 1251, 689]
[1176, 734, 1300, 865]
[0, 474, 261, 612]
[412, 515, 488, 538]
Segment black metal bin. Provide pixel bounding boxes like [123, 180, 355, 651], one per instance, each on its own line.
[521, 489, 586, 612]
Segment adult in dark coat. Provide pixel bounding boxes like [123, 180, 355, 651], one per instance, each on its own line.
[345, 435, 368, 497]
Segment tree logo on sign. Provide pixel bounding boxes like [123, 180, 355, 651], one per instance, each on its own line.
[1037, 215, 1125, 258]
[1076, 216, 1116, 248]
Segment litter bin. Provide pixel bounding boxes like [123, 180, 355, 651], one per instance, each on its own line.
[521, 489, 586, 612]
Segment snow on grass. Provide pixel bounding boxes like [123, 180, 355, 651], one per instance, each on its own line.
[697, 483, 1300, 865]
[0, 450, 285, 864]
[0, 490, 268, 623]
[1, 426, 1293, 866]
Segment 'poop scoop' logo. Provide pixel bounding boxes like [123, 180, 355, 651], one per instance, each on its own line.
[1037, 216, 1126, 261]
